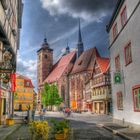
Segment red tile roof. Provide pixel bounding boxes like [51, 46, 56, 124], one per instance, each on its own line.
[44, 51, 76, 83]
[96, 57, 110, 74]
[71, 47, 100, 74]
[16, 74, 34, 88]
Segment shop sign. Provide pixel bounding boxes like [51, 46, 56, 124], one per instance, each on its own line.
[114, 72, 122, 84]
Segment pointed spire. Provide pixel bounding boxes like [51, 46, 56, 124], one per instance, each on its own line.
[66, 40, 70, 54]
[77, 18, 84, 57]
[44, 33, 47, 44]
[78, 18, 82, 43]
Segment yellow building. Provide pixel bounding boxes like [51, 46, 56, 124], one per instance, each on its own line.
[14, 74, 34, 111]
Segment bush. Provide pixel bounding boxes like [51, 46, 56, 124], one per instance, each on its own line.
[29, 120, 49, 140]
[51, 119, 70, 134]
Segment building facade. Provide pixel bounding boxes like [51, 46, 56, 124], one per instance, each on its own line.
[0, 0, 23, 124]
[14, 74, 34, 111]
[89, 57, 111, 114]
[107, 0, 140, 127]
[69, 48, 99, 111]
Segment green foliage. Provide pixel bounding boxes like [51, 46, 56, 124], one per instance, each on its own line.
[29, 121, 49, 140]
[14, 92, 18, 100]
[51, 119, 70, 134]
[41, 83, 63, 107]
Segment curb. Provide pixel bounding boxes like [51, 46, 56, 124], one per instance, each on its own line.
[102, 125, 134, 140]
[1, 124, 22, 140]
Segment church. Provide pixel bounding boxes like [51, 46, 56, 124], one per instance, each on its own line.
[37, 20, 111, 113]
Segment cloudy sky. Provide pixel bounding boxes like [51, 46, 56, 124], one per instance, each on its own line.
[17, 0, 117, 91]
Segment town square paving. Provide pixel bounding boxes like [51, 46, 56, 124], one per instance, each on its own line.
[5, 112, 126, 140]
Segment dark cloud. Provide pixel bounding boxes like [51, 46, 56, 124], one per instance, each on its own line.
[41, 0, 117, 21]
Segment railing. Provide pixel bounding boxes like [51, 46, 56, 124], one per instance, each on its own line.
[92, 93, 111, 100]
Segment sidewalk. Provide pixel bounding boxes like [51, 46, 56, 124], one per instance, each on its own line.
[0, 124, 21, 140]
[97, 123, 140, 140]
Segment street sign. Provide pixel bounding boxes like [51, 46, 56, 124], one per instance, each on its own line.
[114, 72, 122, 84]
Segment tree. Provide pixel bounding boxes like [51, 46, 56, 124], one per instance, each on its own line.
[41, 83, 63, 108]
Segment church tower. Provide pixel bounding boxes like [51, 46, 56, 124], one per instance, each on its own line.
[37, 37, 53, 87]
[77, 19, 84, 57]
[37, 37, 53, 110]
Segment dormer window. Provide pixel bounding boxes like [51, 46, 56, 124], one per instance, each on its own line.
[78, 60, 82, 65]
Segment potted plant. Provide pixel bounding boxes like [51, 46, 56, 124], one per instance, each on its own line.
[29, 120, 49, 140]
[51, 119, 70, 140]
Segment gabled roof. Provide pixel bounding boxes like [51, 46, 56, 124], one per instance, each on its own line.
[71, 47, 100, 74]
[44, 51, 76, 83]
[96, 57, 110, 74]
[16, 74, 34, 88]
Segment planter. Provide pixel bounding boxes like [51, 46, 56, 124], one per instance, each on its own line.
[55, 129, 69, 140]
[55, 133, 66, 140]
[64, 128, 69, 137]
[6, 119, 14, 126]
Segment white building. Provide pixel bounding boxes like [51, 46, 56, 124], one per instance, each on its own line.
[107, 0, 140, 128]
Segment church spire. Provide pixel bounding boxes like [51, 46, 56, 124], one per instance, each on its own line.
[66, 40, 70, 54]
[77, 18, 84, 57]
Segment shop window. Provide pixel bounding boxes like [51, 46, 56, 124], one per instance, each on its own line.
[133, 86, 140, 112]
[115, 55, 121, 71]
[121, 6, 127, 27]
[124, 42, 132, 66]
[117, 92, 123, 110]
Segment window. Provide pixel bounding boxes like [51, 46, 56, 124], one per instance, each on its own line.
[124, 42, 132, 66]
[115, 55, 121, 71]
[121, 6, 127, 27]
[113, 23, 118, 39]
[117, 92, 123, 110]
[133, 86, 140, 112]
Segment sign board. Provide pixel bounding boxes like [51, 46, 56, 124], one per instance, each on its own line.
[114, 72, 122, 84]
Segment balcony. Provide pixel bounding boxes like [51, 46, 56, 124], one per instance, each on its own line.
[92, 93, 111, 101]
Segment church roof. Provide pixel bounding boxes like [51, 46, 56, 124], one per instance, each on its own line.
[71, 47, 100, 74]
[96, 57, 110, 74]
[44, 51, 76, 84]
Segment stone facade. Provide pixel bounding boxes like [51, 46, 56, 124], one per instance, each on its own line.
[107, 0, 140, 126]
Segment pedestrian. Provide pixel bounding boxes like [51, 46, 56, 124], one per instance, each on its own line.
[32, 109, 35, 121]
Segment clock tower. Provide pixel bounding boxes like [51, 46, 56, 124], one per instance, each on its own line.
[37, 38, 53, 109]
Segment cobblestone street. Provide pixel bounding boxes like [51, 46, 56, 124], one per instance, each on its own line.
[6, 112, 125, 140]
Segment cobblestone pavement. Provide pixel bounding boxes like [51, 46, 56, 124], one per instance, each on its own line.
[6, 125, 31, 140]
[6, 112, 125, 140]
